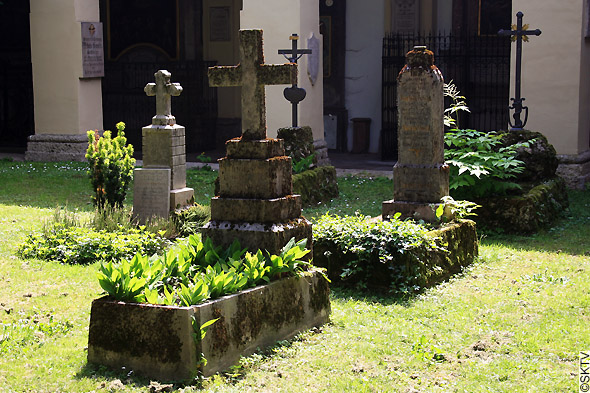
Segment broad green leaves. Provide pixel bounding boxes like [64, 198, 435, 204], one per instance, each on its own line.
[96, 235, 314, 306]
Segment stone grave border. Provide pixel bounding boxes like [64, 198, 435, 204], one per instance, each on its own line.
[87, 271, 330, 381]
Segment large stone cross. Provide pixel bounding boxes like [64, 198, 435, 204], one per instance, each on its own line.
[208, 29, 297, 140]
[144, 69, 183, 126]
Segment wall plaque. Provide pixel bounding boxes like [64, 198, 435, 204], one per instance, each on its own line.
[392, 0, 419, 34]
[81, 22, 104, 78]
[210, 7, 231, 42]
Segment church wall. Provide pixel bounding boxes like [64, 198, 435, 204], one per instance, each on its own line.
[344, 0, 384, 153]
[29, 0, 102, 135]
[241, 0, 324, 141]
[511, 0, 583, 155]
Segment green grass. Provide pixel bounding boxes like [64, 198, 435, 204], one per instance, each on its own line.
[0, 160, 588, 392]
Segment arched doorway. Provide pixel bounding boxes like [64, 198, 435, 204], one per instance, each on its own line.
[100, 0, 218, 154]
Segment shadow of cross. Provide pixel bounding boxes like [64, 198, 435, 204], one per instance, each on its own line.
[208, 29, 297, 140]
[144, 70, 183, 126]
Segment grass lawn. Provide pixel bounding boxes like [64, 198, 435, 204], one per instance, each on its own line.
[0, 160, 588, 392]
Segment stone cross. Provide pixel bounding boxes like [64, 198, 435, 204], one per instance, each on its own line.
[144, 70, 183, 126]
[208, 29, 297, 140]
[498, 11, 541, 130]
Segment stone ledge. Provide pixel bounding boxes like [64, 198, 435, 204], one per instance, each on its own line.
[210, 195, 302, 223]
[201, 217, 312, 256]
[225, 138, 285, 159]
[25, 134, 88, 162]
[170, 187, 194, 210]
[87, 271, 330, 381]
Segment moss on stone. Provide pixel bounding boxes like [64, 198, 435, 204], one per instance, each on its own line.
[474, 177, 569, 234]
[498, 129, 558, 182]
[277, 126, 315, 162]
[312, 220, 478, 291]
[293, 166, 339, 206]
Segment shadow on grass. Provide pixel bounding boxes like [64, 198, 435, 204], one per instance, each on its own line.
[75, 361, 205, 390]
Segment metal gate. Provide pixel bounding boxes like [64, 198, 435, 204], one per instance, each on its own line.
[382, 33, 511, 160]
[102, 60, 217, 153]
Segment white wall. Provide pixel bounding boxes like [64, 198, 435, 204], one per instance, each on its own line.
[345, 0, 385, 153]
[512, 1, 588, 155]
[30, 0, 103, 135]
[240, 0, 324, 140]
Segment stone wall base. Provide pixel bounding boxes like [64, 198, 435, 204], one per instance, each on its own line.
[557, 150, 590, 189]
[25, 134, 88, 162]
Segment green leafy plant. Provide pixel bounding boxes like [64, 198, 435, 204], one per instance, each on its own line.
[411, 334, 445, 363]
[444, 81, 470, 129]
[95, 235, 319, 306]
[17, 224, 166, 265]
[86, 122, 135, 210]
[445, 129, 531, 199]
[313, 213, 443, 292]
[435, 196, 481, 221]
[292, 153, 315, 174]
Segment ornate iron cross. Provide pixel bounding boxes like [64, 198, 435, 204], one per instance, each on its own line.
[498, 11, 541, 130]
[208, 29, 297, 140]
[144, 70, 183, 126]
[278, 34, 312, 127]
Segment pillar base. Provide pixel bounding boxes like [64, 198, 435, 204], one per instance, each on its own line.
[25, 134, 88, 162]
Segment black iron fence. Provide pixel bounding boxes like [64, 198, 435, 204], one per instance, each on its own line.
[382, 33, 511, 160]
[103, 60, 218, 153]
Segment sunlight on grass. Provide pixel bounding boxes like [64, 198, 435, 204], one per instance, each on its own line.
[0, 160, 588, 391]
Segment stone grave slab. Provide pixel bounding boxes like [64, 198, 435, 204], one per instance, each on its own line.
[133, 168, 171, 224]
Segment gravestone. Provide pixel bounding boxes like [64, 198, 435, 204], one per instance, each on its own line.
[202, 29, 312, 255]
[133, 70, 194, 224]
[382, 46, 449, 221]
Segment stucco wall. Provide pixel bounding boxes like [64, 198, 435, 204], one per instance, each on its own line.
[241, 0, 324, 140]
[345, 0, 384, 153]
[30, 0, 103, 135]
[511, 1, 588, 155]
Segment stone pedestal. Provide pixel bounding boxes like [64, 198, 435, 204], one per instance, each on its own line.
[202, 138, 312, 255]
[382, 46, 449, 222]
[133, 70, 194, 223]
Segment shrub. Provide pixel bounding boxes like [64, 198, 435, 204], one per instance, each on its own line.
[312, 213, 445, 292]
[86, 122, 135, 210]
[17, 224, 167, 265]
[444, 129, 531, 199]
[96, 236, 316, 305]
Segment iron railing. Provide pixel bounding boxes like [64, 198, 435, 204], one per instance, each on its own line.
[102, 60, 218, 153]
[382, 33, 511, 160]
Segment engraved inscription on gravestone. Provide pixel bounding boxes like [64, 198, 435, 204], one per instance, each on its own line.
[133, 168, 171, 223]
[81, 22, 104, 78]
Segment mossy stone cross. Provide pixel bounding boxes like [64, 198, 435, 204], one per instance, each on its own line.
[208, 29, 297, 140]
[144, 70, 183, 126]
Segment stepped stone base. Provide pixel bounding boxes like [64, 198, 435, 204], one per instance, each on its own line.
[142, 125, 187, 189]
[393, 163, 450, 203]
[313, 139, 331, 167]
[170, 187, 194, 209]
[218, 156, 292, 199]
[25, 134, 88, 162]
[557, 150, 590, 189]
[202, 218, 312, 256]
[210, 195, 302, 223]
[225, 138, 285, 159]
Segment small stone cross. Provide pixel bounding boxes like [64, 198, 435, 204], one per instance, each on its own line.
[144, 70, 183, 126]
[208, 29, 297, 140]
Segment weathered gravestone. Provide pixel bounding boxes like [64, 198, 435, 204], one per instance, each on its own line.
[133, 70, 194, 224]
[382, 46, 449, 221]
[202, 29, 312, 254]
